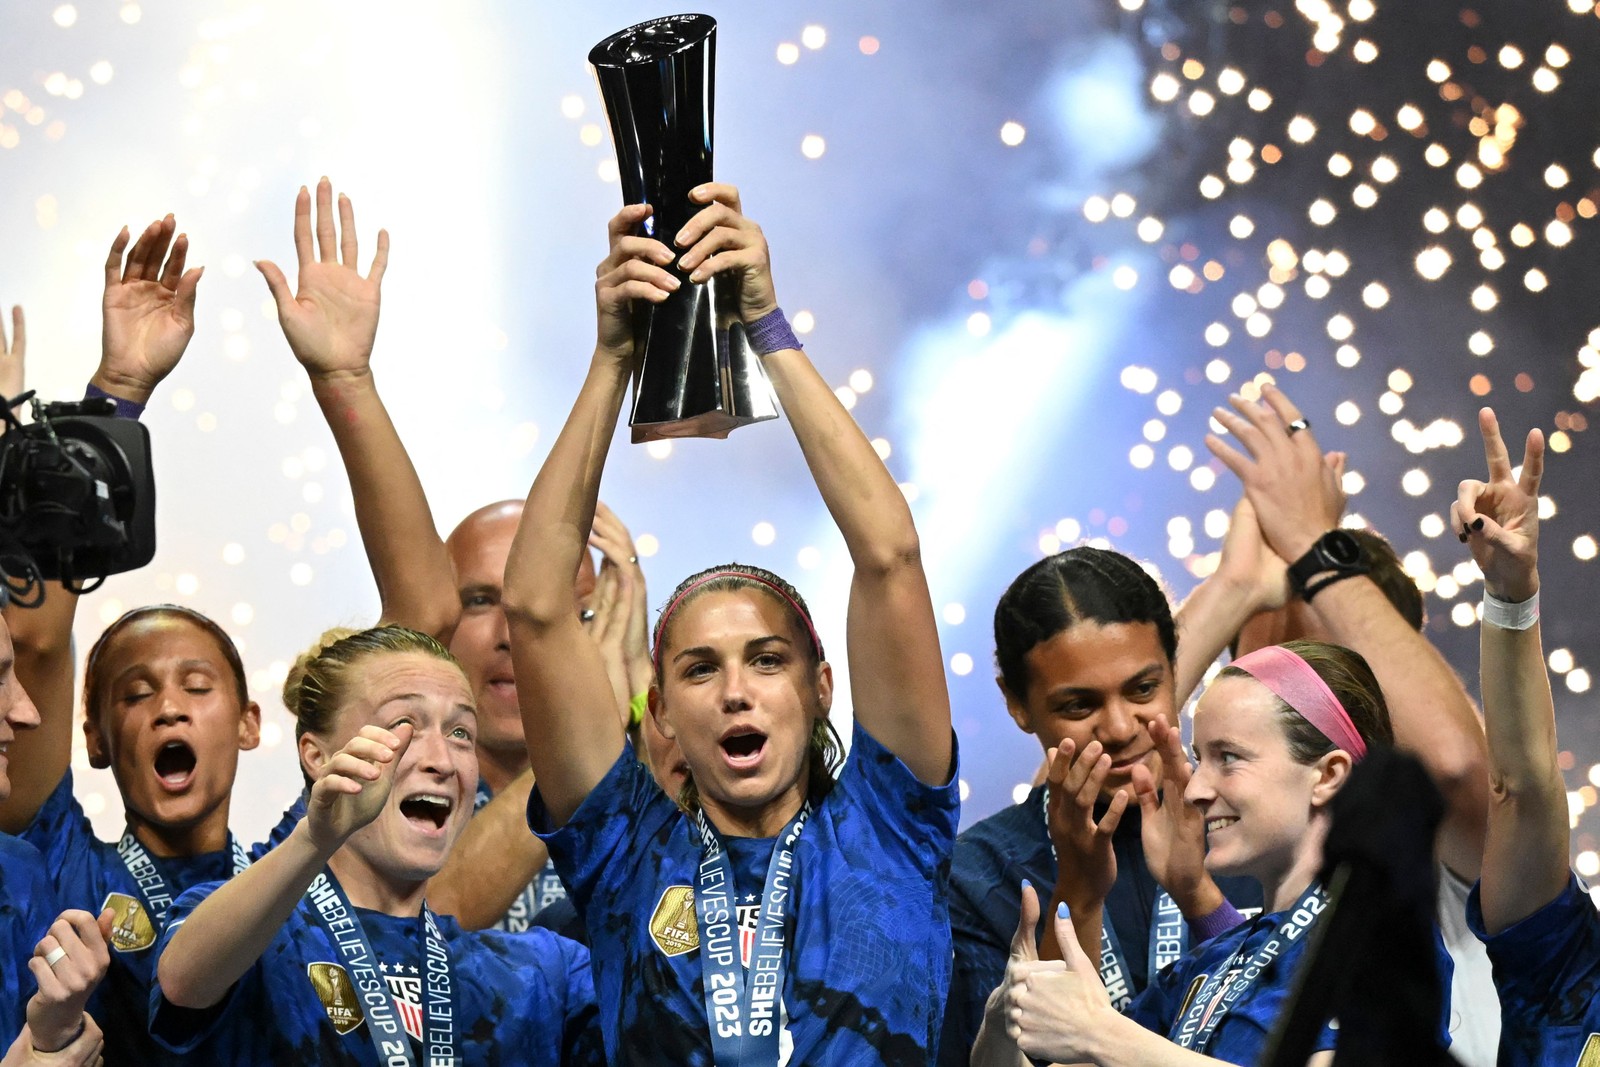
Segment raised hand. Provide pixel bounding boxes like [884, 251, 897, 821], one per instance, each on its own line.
[305, 724, 412, 853]
[1205, 383, 1344, 563]
[1212, 496, 1290, 617]
[1006, 903, 1117, 1063]
[1130, 718, 1218, 916]
[595, 203, 678, 359]
[1044, 739, 1128, 913]
[1, 305, 23, 406]
[26, 908, 113, 1053]
[674, 183, 778, 324]
[589, 501, 651, 700]
[257, 178, 390, 381]
[97, 216, 203, 405]
[1454, 407, 1542, 603]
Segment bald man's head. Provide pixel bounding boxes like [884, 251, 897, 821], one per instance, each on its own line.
[446, 501, 597, 763]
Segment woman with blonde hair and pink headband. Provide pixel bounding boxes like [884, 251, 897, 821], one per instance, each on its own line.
[974, 639, 1394, 1066]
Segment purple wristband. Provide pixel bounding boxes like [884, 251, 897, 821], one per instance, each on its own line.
[84, 382, 145, 420]
[1188, 899, 1247, 942]
[744, 307, 802, 356]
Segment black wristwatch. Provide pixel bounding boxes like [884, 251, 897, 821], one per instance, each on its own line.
[1287, 529, 1370, 600]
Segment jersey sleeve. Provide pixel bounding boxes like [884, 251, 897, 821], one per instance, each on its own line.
[1467, 872, 1600, 1027]
[19, 771, 114, 913]
[147, 879, 260, 1053]
[527, 741, 677, 914]
[248, 792, 306, 861]
[832, 721, 961, 870]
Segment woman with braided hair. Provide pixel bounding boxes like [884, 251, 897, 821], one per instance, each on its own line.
[504, 185, 957, 1065]
[942, 534, 1281, 1065]
[975, 639, 1402, 1065]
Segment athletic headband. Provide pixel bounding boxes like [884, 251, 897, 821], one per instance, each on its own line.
[1229, 644, 1368, 763]
[652, 570, 826, 671]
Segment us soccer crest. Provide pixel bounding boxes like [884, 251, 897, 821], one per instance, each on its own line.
[384, 968, 424, 1042]
[307, 963, 364, 1035]
[100, 893, 155, 953]
[649, 885, 699, 957]
[1578, 1033, 1600, 1067]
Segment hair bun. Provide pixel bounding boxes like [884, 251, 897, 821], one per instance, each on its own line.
[282, 626, 360, 715]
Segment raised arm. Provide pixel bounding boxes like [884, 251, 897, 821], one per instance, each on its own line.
[257, 179, 458, 638]
[675, 184, 952, 784]
[157, 724, 409, 1008]
[1, 219, 199, 832]
[1453, 409, 1564, 934]
[1171, 496, 1291, 706]
[1208, 383, 1489, 881]
[503, 204, 676, 824]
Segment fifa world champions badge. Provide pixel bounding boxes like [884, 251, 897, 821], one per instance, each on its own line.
[649, 886, 700, 957]
[100, 893, 156, 953]
[307, 962, 364, 1035]
[1577, 1032, 1600, 1067]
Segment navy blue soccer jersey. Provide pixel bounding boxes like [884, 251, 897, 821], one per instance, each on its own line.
[1, 833, 61, 1037]
[1468, 873, 1600, 1066]
[22, 771, 242, 1065]
[940, 784, 1263, 1067]
[530, 722, 960, 1066]
[1123, 899, 1338, 1064]
[148, 879, 604, 1065]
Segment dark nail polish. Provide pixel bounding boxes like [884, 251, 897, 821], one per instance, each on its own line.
[1458, 532, 1468, 543]
[1472, 517, 1485, 531]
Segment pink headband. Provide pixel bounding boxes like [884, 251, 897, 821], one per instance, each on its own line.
[1229, 645, 1368, 763]
[651, 571, 826, 671]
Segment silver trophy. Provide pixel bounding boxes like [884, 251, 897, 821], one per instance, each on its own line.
[589, 14, 779, 442]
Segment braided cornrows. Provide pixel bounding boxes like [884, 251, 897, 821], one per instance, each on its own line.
[993, 546, 1177, 702]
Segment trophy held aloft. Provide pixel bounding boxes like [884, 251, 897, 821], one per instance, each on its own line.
[589, 13, 779, 443]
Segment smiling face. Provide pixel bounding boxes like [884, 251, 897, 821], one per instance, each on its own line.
[0, 619, 41, 801]
[447, 503, 597, 766]
[1003, 620, 1174, 799]
[652, 588, 831, 836]
[1185, 674, 1339, 891]
[305, 651, 479, 886]
[84, 614, 259, 853]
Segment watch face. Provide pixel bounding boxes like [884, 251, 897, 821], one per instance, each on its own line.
[1321, 530, 1363, 566]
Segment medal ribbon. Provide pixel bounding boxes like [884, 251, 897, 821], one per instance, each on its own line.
[116, 827, 251, 931]
[1039, 789, 1187, 1008]
[1169, 882, 1328, 1052]
[304, 869, 456, 1067]
[693, 802, 809, 1066]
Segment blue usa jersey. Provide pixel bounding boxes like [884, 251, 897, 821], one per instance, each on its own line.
[22, 771, 241, 1066]
[940, 785, 1262, 1066]
[1468, 873, 1600, 1067]
[1124, 901, 1339, 1064]
[148, 880, 604, 1065]
[530, 722, 960, 1066]
[1, 834, 61, 1038]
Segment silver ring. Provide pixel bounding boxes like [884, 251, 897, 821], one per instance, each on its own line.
[43, 946, 67, 968]
[627, 556, 638, 564]
[1286, 418, 1310, 436]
